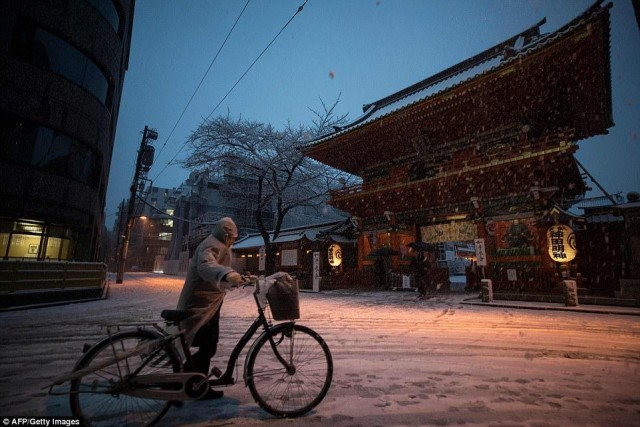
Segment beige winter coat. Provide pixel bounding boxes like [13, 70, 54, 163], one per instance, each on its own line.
[176, 219, 237, 345]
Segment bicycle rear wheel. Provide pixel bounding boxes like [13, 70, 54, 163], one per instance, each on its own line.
[246, 323, 333, 417]
[69, 329, 180, 426]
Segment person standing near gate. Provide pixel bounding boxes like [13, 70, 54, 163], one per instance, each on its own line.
[408, 242, 435, 298]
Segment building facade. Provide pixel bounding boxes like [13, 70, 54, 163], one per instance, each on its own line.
[305, 2, 614, 294]
[166, 169, 274, 260]
[112, 185, 178, 272]
[232, 219, 357, 290]
[0, 0, 135, 262]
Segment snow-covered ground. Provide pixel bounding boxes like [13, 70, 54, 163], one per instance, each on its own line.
[1, 272, 639, 426]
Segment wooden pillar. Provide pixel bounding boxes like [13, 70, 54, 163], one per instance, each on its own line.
[357, 233, 365, 270]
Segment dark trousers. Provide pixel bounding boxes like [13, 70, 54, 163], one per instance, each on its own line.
[191, 301, 223, 375]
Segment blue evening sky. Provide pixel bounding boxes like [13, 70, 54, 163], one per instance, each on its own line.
[106, 0, 640, 227]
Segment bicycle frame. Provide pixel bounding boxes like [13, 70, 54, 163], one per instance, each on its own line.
[49, 283, 296, 402]
[52, 275, 333, 425]
[206, 291, 295, 387]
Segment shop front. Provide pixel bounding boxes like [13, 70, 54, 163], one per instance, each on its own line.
[0, 218, 77, 261]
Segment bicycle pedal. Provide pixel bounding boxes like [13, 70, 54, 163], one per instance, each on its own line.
[209, 367, 222, 378]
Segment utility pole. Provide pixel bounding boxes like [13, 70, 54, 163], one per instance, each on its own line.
[116, 126, 158, 283]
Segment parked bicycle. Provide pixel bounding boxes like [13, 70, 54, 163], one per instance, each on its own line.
[49, 275, 333, 426]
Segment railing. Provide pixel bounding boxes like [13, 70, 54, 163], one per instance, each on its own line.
[0, 261, 107, 293]
[327, 269, 376, 290]
[488, 265, 562, 294]
[389, 272, 415, 289]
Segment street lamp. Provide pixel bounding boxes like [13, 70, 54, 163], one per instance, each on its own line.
[116, 126, 157, 283]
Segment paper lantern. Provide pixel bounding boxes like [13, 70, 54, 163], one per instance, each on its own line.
[328, 244, 342, 267]
[547, 225, 577, 262]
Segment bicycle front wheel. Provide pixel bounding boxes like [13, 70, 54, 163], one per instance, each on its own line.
[69, 329, 181, 427]
[246, 323, 333, 417]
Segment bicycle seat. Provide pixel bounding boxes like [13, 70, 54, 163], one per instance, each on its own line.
[160, 309, 193, 323]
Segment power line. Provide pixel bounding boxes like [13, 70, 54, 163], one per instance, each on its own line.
[202, 0, 309, 124]
[152, 0, 309, 183]
[154, 0, 252, 163]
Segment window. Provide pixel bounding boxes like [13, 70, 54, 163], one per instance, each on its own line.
[3, 234, 42, 259]
[0, 113, 102, 187]
[0, 219, 77, 260]
[158, 232, 172, 241]
[32, 127, 71, 175]
[68, 140, 100, 184]
[86, 0, 121, 34]
[12, 23, 111, 105]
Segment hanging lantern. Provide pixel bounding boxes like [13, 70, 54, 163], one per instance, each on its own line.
[328, 244, 342, 267]
[547, 225, 577, 262]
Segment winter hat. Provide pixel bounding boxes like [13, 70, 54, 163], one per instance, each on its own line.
[212, 217, 238, 241]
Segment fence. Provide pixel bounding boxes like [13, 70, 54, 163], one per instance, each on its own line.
[326, 269, 377, 290]
[488, 265, 562, 294]
[0, 261, 107, 308]
[389, 272, 415, 289]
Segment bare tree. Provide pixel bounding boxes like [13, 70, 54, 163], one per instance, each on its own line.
[182, 98, 356, 273]
[308, 93, 350, 138]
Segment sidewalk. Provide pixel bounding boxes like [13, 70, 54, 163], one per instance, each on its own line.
[461, 296, 640, 316]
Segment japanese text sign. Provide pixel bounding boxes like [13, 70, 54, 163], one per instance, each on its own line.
[546, 225, 577, 262]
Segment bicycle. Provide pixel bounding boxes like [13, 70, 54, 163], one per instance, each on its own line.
[49, 275, 333, 426]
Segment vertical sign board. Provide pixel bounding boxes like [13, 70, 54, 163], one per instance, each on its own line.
[258, 246, 265, 272]
[474, 238, 487, 266]
[312, 252, 320, 292]
[280, 249, 298, 266]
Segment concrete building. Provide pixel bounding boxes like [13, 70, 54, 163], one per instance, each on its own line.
[112, 185, 178, 272]
[0, 0, 135, 262]
[167, 169, 276, 261]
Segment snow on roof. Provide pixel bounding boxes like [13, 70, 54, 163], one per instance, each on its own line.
[613, 201, 640, 211]
[586, 213, 623, 223]
[308, 0, 611, 147]
[361, 56, 504, 125]
[232, 220, 352, 250]
[575, 193, 625, 210]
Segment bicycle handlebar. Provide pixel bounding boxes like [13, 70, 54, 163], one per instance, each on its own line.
[241, 275, 258, 288]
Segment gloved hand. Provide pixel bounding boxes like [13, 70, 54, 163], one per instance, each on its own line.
[225, 271, 243, 287]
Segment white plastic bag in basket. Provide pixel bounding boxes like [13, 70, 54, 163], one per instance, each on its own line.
[256, 271, 294, 309]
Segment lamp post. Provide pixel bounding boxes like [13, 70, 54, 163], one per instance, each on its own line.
[116, 126, 157, 283]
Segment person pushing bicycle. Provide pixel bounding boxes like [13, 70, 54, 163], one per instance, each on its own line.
[176, 216, 243, 400]
[56, 217, 333, 423]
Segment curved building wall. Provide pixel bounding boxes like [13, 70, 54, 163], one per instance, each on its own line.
[0, 0, 135, 261]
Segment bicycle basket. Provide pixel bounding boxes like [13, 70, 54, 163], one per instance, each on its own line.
[266, 278, 300, 320]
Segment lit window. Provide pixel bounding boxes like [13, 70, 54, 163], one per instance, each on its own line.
[0, 220, 77, 260]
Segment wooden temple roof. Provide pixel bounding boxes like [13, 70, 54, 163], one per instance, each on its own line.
[304, 0, 613, 179]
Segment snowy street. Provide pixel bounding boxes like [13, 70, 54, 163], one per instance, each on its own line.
[1, 272, 639, 426]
